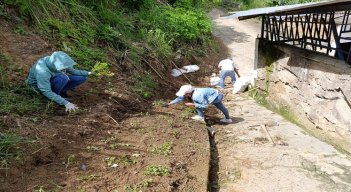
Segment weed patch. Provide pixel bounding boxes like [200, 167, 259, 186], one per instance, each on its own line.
[0, 85, 50, 114]
[77, 174, 97, 182]
[104, 154, 139, 167]
[86, 145, 100, 152]
[145, 165, 170, 176]
[151, 142, 172, 155]
[0, 133, 36, 167]
[132, 73, 156, 99]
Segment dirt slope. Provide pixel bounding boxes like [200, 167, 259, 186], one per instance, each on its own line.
[0, 15, 229, 191]
[210, 8, 351, 192]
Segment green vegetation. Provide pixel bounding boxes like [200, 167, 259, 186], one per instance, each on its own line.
[151, 142, 172, 155]
[104, 154, 138, 167]
[144, 165, 170, 176]
[2, 0, 216, 103]
[0, 53, 50, 115]
[0, 133, 35, 166]
[124, 179, 153, 191]
[132, 73, 156, 99]
[117, 155, 139, 166]
[86, 145, 100, 152]
[171, 128, 180, 138]
[91, 62, 114, 78]
[33, 186, 46, 192]
[77, 174, 97, 182]
[64, 154, 77, 169]
[4, 0, 215, 66]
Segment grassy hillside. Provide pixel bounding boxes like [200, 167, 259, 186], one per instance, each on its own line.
[3, 0, 215, 69]
[0, 1, 232, 191]
[0, 0, 220, 114]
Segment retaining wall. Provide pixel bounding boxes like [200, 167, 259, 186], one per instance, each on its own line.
[256, 39, 351, 153]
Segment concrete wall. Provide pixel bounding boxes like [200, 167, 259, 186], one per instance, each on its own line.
[256, 39, 351, 153]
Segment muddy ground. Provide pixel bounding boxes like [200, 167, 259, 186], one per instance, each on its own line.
[0, 14, 230, 191]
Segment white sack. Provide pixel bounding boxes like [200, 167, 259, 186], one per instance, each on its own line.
[171, 64, 200, 77]
[233, 76, 251, 94]
[210, 73, 220, 86]
[182, 65, 199, 73]
[210, 76, 220, 86]
[171, 68, 187, 77]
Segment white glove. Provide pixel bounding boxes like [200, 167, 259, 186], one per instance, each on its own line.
[88, 71, 92, 75]
[65, 102, 78, 112]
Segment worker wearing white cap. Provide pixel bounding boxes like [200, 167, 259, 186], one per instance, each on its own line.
[165, 85, 232, 123]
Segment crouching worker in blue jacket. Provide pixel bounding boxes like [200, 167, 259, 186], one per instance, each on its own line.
[26, 51, 92, 112]
[165, 85, 232, 123]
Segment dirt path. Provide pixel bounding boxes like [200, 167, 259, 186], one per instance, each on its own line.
[209, 8, 351, 192]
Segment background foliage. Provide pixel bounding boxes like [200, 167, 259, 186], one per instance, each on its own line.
[220, 0, 320, 9]
[4, 0, 215, 68]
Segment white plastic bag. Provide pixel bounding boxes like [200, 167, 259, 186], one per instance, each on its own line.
[182, 65, 199, 73]
[210, 73, 220, 86]
[171, 68, 187, 77]
[233, 76, 251, 94]
[171, 64, 200, 77]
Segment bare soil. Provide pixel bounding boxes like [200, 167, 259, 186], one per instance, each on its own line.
[0, 15, 229, 191]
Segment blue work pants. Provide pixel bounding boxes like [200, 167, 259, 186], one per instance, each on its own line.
[50, 74, 86, 95]
[219, 70, 236, 88]
[195, 93, 230, 119]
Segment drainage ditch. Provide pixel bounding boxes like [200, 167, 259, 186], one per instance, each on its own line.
[207, 125, 219, 192]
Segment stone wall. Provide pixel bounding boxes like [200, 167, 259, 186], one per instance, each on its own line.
[256, 39, 351, 153]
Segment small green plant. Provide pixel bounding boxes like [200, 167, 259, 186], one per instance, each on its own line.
[104, 155, 138, 167]
[132, 74, 156, 99]
[183, 106, 197, 114]
[101, 136, 119, 144]
[14, 26, 27, 35]
[64, 154, 76, 168]
[171, 129, 180, 138]
[91, 62, 114, 77]
[77, 174, 97, 182]
[109, 142, 131, 149]
[101, 136, 131, 149]
[124, 185, 141, 192]
[118, 155, 138, 166]
[141, 178, 154, 187]
[129, 121, 141, 129]
[104, 156, 117, 167]
[124, 178, 154, 192]
[144, 165, 170, 176]
[86, 145, 100, 152]
[151, 142, 172, 155]
[33, 186, 46, 192]
[251, 89, 269, 105]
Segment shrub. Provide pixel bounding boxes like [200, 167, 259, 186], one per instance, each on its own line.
[161, 7, 212, 42]
[123, 0, 156, 11]
[133, 73, 156, 99]
[139, 28, 172, 59]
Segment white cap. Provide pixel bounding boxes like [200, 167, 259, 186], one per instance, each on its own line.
[176, 85, 194, 97]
